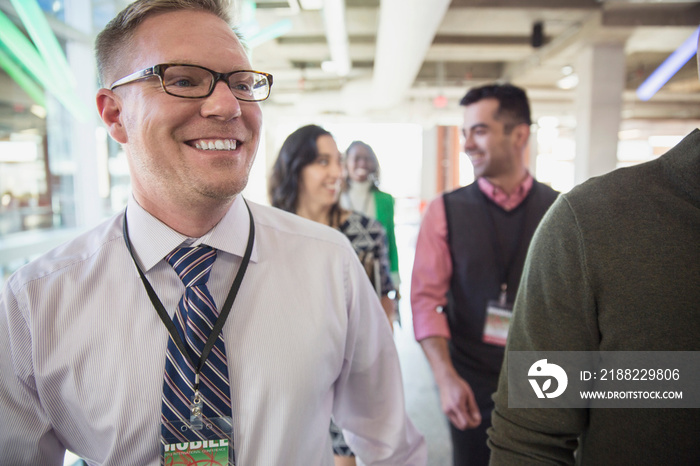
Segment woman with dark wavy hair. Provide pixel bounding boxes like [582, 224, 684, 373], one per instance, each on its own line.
[269, 124, 396, 466]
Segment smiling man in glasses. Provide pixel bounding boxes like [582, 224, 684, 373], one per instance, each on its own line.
[0, 1, 426, 465]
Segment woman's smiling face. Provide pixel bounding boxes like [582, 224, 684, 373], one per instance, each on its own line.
[298, 135, 343, 211]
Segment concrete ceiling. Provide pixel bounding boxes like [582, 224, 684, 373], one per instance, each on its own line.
[0, 0, 698, 135]
[248, 0, 700, 125]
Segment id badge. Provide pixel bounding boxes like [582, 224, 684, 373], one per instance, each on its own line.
[162, 417, 235, 466]
[482, 300, 513, 347]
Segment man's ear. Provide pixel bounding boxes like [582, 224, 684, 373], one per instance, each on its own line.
[512, 122, 530, 151]
[96, 89, 128, 144]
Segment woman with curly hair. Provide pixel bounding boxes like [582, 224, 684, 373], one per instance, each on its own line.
[269, 124, 396, 466]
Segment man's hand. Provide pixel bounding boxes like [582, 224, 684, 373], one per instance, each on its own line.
[436, 369, 481, 430]
[419, 336, 482, 430]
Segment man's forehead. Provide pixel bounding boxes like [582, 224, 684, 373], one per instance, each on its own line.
[133, 10, 240, 47]
[128, 10, 249, 69]
[463, 101, 500, 126]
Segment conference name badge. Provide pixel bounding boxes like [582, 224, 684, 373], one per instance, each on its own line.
[161, 417, 235, 465]
[163, 439, 229, 465]
[483, 300, 513, 347]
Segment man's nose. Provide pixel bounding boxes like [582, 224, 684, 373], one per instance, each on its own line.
[463, 134, 476, 151]
[201, 81, 242, 120]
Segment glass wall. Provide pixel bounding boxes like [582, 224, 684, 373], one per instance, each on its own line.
[0, 97, 52, 235]
[0, 0, 121, 281]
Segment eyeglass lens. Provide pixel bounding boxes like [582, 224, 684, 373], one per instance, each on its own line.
[162, 66, 270, 100]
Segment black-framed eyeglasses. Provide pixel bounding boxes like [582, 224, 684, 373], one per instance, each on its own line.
[109, 64, 273, 102]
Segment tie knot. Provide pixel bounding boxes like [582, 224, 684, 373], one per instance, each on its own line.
[166, 246, 217, 287]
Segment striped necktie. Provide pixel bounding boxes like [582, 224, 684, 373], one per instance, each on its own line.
[161, 245, 233, 445]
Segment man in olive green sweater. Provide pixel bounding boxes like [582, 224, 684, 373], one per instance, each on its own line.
[488, 38, 700, 465]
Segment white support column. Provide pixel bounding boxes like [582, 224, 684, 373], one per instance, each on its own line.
[65, 0, 101, 228]
[574, 42, 626, 185]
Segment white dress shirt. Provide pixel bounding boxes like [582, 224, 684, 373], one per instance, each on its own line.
[0, 195, 426, 465]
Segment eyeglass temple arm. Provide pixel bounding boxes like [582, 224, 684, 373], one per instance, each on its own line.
[109, 67, 156, 90]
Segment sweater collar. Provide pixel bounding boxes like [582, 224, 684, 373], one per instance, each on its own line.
[477, 174, 534, 211]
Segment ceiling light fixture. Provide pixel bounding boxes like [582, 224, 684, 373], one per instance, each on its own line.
[636, 25, 699, 101]
[531, 21, 544, 48]
[30, 104, 47, 119]
[557, 74, 579, 90]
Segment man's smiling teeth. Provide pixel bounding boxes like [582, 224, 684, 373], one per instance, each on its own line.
[194, 139, 237, 150]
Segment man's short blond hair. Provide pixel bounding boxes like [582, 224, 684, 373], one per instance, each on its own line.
[95, 0, 240, 87]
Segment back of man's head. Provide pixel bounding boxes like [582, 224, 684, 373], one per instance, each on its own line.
[460, 83, 531, 133]
[95, 0, 233, 87]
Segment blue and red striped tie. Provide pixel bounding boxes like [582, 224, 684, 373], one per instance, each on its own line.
[161, 246, 232, 444]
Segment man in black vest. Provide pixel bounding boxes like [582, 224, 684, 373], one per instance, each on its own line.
[487, 36, 700, 466]
[411, 84, 558, 466]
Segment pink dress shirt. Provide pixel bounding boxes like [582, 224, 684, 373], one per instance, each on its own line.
[410, 175, 534, 341]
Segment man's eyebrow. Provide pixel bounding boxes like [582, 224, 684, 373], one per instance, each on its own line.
[463, 123, 488, 134]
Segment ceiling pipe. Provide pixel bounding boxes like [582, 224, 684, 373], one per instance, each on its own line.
[370, 0, 450, 109]
[322, 0, 351, 77]
[286, 0, 300, 14]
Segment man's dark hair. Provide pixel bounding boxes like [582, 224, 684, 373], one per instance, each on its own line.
[269, 124, 333, 213]
[460, 83, 531, 133]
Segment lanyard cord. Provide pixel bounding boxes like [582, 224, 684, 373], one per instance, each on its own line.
[479, 183, 535, 295]
[122, 201, 255, 381]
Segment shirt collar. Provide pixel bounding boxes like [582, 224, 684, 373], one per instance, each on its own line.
[477, 173, 534, 211]
[125, 195, 258, 272]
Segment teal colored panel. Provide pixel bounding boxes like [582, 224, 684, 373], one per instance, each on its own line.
[10, 0, 75, 90]
[0, 47, 46, 106]
[0, 11, 48, 85]
[0, 10, 89, 121]
[247, 19, 293, 48]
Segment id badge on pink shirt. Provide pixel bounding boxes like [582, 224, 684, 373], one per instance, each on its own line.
[482, 300, 513, 347]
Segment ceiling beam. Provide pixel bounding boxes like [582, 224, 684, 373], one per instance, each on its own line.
[321, 0, 351, 76]
[432, 35, 535, 46]
[602, 4, 700, 27]
[370, 0, 451, 109]
[449, 0, 599, 8]
[501, 13, 596, 82]
[501, 11, 632, 83]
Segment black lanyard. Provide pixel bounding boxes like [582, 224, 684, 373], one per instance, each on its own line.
[479, 184, 534, 304]
[122, 201, 255, 390]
